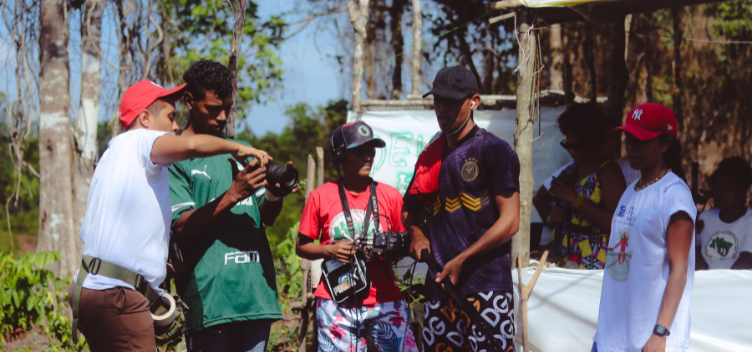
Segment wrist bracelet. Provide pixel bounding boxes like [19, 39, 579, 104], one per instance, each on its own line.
[264, 189, 281, 202]
[572, 194, 584, 209]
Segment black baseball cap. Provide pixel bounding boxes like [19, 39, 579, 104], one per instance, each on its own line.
[331, 121, 386, 153]
[423, 66, 479, 100]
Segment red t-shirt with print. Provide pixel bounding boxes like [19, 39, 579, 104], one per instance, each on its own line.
[299, 180, 405, 305]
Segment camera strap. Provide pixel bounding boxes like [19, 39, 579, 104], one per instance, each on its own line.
[337, 177, 379, 238]
[320, 178, 379, 304]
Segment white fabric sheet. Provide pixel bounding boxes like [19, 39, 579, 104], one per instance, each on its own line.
[512, 267, 752, 352]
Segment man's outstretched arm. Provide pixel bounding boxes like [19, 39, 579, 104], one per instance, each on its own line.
[151, 134, 270, 166]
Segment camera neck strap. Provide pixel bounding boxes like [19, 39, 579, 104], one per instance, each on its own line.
[337, 177, 379, 241]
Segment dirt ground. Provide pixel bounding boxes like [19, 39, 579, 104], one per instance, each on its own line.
[4, 325, 57, 351]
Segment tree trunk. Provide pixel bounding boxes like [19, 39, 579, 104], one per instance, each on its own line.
[72, 0, 104, 254]
[549, 24, 564, 91]
[389, 0, 405, 99]
[38, 0, 77, 276]
[456, 28, 482, 93]
[671, 8, 684, 130]
[227, 0, 248, 139]
[410, 0, 422, 97]
[607, 17, 628, 128]
[583, 23, 597, 103]
[349, 0, 370, 113]
[113, 0, 131, 138]
[481, 25, 495, 94]
[365, 1, 381, 100]
[511, 9, 536, 270]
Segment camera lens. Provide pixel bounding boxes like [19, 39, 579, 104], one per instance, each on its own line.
[265, 162, 299, 196]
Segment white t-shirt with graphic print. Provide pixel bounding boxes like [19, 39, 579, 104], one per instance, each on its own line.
[594, 172, 696, 352]
[696, 208, 752, 269]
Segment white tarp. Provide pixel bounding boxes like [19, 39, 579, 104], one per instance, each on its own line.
[512, 267, 752, 352]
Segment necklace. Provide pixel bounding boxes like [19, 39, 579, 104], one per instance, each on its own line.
[635, 168, 671, 191]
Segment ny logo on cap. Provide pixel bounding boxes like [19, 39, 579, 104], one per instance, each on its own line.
[632, 109, 643, 121]
[440, 71, 453, 86]
[667, 124, 673, 131]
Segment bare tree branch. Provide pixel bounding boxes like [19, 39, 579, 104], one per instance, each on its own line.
[284, 7, 347, 40]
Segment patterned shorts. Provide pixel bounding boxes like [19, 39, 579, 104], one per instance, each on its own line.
[422, 291, 516, 352]
[316, 298, 419, 352]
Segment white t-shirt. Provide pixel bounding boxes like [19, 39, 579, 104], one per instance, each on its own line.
[74, 129, 172, 295]
[594, 172, 696, 352]
[696, 208, 752, 269]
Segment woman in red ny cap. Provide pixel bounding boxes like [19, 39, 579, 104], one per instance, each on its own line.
[593, 103, 696, 352]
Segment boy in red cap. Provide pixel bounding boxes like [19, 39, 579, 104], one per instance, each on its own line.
[68, 80, 271, 351]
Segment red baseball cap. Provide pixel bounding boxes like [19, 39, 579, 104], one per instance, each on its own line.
[119, 80, 187, 129]
[613, 103, 678, 140]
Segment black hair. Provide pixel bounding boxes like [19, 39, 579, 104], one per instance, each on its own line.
[182, 59, 233, 102]
[710, 156, 752, 190]
[557, 103, 612, 150]
[126, 99, 171, 130]
[146, 99, 170, 117]
[659, 135, 687, 183]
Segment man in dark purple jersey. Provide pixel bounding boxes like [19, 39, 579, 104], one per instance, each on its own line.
[402, 66, 521, 352]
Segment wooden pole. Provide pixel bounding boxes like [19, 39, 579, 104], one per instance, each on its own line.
[486, 0, 523, 11]
[410, 0, 422, 97]
[348, 0, 370, 113]
[317, 147, 325, 187]
[511, 8, 536, 270]
[296, 154, 318, 352]
[517, 251, 549, 352]
[226, 0, 247, 139]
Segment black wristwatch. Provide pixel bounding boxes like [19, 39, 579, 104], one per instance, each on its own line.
[653, 324, 670, 337]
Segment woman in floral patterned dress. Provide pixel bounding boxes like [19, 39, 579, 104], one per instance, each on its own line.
[533, 104, 627, 269]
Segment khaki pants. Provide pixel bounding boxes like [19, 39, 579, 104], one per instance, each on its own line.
[68, 282, 155, 352]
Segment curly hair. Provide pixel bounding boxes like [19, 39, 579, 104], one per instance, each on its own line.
[556, 103, 613, 150]
[710, 156, 752, 190]
[182, 59, 233, 101]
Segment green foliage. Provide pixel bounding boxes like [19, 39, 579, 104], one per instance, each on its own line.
[268, 222, 302, 351]
[0, 127, 40, 255]
[0, 251, 85, 350]
[158, 0, 285, 109]
[238, 100, 348, 250]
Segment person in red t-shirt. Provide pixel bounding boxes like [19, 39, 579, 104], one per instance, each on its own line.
[296, 121, 418, 352]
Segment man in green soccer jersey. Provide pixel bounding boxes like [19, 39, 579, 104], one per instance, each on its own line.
[169, 60, 293, 352]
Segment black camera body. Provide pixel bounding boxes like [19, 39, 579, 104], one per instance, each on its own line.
[259, 162, 299, 196]
[369, 231, 410, 262]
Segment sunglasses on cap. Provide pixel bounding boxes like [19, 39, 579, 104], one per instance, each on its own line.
[560, 139, 582, 152]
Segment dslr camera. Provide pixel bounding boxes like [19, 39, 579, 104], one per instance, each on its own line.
[252, 161, 299, 196]
[360, 231, 411, 263]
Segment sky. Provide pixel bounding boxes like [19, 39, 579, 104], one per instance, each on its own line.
[0, 0, 445, 136]
[0, 1, 349, 136]
[248, 1, 345, 135]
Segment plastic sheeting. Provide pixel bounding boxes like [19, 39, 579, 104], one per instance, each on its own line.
[512, 267, 752, 351]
